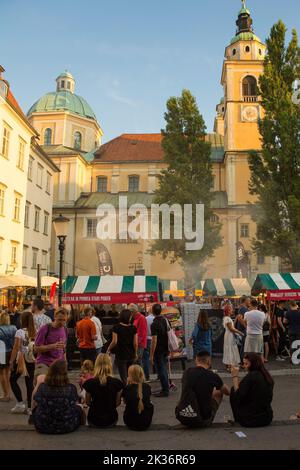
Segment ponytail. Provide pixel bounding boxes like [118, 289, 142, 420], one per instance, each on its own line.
[137, 382, 144, 415]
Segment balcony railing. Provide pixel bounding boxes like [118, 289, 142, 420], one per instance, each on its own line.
[243, 96, 258, 102]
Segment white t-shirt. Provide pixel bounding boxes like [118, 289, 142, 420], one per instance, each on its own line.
[92, 316, 103, 349]
[33, 312, 51, 334]
[244, 310, 265, 335]
[15, 329, 27, 353]
[146, 314, 154, 340]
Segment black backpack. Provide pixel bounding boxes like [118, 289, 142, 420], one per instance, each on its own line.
[175, 387, 203, 427]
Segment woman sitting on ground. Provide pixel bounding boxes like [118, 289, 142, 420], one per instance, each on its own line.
[230, 352, 274, 427]
[32, 360, 85, 434]
[122, 364, 154, 431]
[83, 353, 123, 427]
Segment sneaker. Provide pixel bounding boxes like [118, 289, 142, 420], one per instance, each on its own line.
[11, 403, 26, 414]
[276, 356, 285, 362]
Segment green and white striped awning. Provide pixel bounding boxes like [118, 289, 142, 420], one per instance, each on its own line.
[252, 273, 300, 300]
[63, 275, 158, 304]
[203, 278, 251, 297]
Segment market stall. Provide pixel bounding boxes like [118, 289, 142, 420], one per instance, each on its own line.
[251, 273, 300, 300]
[62, 275, 159, 304]
[203, 278, 251, 297]
[160, 280, 185, 300]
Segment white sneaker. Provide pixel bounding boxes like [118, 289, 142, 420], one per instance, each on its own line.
[11, 402, 26, 414]
[276, 356, 285, 362]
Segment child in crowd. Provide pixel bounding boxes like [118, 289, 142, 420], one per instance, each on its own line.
[122, 364, 154, 431]
[78, 360, 94, 402]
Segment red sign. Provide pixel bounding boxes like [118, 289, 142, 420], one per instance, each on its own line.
[267, 290, 300, 300]
[62, 292, 158, 304]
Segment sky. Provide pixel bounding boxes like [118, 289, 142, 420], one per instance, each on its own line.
[1, 0, 300, 142]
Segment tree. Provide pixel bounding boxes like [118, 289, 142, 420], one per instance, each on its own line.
[249, 21, 300, 270]
[150, 89, 222, 287]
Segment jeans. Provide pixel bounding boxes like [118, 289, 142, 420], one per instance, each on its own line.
[117, 359, 134, 385]
[142, 340, 151, 380]
[10, 361, 35, 408]
[154, 353, 169, 396]
[137, 347, 144, 366]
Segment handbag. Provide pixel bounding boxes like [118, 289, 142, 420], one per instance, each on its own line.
[164, 317, 179, 353]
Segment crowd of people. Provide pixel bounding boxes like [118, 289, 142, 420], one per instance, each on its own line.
[0, 296, 299, 435]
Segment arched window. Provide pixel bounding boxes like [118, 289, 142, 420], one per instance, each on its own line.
[242, 76, 257, 98]
[44, 128, 52, 146]
[210, 214, 220, 224]
[74, 131, 82, 150]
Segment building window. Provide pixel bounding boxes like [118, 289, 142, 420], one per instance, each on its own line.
[257, 254, 265, 265]
[87, 219, 97, 238]
[128, 175, 139, 193]
[232, 48, 236, 56]
[13, 194, 21, 222]
[210, 213, 220, 224]
[11, 242, 18, 266]
[240, 223, 249, 238]
[242, 75, 257, 98]
[74, 132, 82, 150]
[1, 124, 10, 158]
[37, 163, 43, 188]
[46, 172, 51, 194]
[34, 207, 40, 232]
[0, 184, 6, 216]
[23, 246, 28, 268]
[17, 138, 26, 170]
[24, 202, 30, 228]
[43, 212, 49, 235]
[61, 80, 65, 89]
[245, 46, 251, 53]
[32, 248, 38, 269]
[97, 176, 108, 193]
[28, 156, 34, 180]
[42, 250, 47, 270]
[44, 128, 52, 146]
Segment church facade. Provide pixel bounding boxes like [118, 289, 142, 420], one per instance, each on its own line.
[27, 2, 279, 285]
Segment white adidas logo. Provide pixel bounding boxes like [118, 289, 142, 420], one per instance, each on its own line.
[179, 406, 197, 418]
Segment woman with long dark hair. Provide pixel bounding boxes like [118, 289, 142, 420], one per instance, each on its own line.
[32, 360, 85, 434]
[107, 309, 138, 384]
[9, 311, 36, 414]
[230, 352, 274, 427]
[190, 310, 212, 357]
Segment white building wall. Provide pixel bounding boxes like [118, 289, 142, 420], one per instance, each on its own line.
[23, 146, 57, 277]
[0, 95, 34, 275]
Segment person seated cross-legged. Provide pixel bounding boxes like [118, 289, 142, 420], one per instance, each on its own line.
[175, 351, 230, 428]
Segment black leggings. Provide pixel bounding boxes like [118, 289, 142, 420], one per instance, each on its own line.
[10, 361, 35, 408]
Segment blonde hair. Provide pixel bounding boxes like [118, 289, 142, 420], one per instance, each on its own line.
[93, 354, 113, 385]
[0, 311, 10, 326]
[81, 360, 94, 374]
[128, 365, 145, 414]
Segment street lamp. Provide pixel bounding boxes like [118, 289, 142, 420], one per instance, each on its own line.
[53, 214, 70, 306]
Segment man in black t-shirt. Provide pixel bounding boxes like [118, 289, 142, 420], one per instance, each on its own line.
[150, 304, 169, 397]
[176, 351, 230, 427]
[275, 301, 288, 360]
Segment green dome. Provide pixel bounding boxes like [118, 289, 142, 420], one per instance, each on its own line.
[27, 90, 97, 120]
[230, 31, 262, 45]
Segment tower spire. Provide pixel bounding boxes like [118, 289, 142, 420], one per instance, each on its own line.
[236, 0, 253, 35]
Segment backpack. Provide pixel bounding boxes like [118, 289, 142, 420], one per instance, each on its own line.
[176, 387, 203, 427]
[164, 317, 179, 353]
[23, 329, 36, 364]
